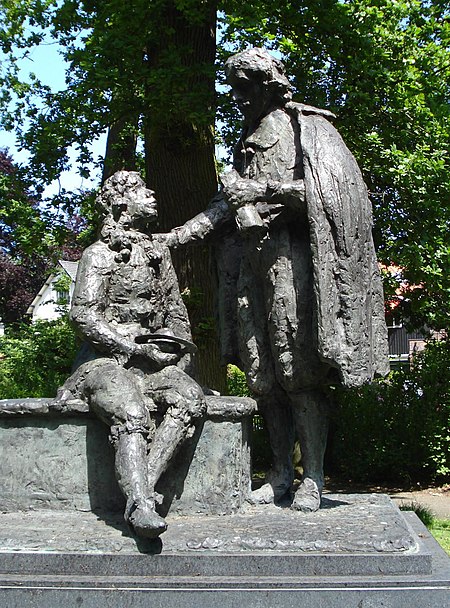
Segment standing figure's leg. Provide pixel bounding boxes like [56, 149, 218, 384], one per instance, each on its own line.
[248, 385, 295, 505]
[289, 388, 330, 512]
[83, 361, 167, 538]
[145, 366, 206, 491]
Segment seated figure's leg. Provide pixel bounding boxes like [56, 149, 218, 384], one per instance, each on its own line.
[289, 388, 330, 513]
[144, 366, 206, 490]
[83, 360, 167, 538]
[248, 385, 295, 505]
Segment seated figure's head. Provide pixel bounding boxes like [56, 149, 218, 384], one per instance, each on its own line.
[225, 48, 292, 123]
[98, 171, 158, 231]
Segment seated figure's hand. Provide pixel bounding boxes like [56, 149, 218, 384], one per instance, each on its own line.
[136, 343, 181, 370]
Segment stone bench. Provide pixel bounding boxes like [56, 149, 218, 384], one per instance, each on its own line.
[0, 395, 256, 517]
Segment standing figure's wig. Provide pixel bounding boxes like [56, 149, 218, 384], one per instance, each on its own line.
[225, 48, 293, 106]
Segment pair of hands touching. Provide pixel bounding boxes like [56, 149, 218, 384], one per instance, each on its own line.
[221, 169, 306, 232]
[220, 168, 305, 209]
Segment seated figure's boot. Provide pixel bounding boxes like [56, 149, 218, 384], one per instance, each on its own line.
[247, 465, 293, 505]
[126, 499, 168, 538]
[291, 477, 322, 513]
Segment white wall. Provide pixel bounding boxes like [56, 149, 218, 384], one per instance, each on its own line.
[30, 275, 75, 322]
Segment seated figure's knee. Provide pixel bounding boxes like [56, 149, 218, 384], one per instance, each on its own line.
[149, 366, 206, 419]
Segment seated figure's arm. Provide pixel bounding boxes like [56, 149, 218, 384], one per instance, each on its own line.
[157, 193, 233, 248]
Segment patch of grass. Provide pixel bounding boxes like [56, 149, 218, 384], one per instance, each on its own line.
[399, 502, 435, 528]
[430, 519, 450, 555]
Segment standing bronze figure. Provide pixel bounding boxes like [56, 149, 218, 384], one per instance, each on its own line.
[168, 48, 388, 511]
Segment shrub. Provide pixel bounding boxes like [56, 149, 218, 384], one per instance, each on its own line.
[331, 339, 450, 484]
[0, 317, 79, 398]
[227, 363, 251, 397]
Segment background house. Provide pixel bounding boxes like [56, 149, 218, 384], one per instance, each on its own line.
[387, 322, 445, 368]
[26, 260, 79, 322]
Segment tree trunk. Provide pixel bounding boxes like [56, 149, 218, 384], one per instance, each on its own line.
[144, 1, 226, 392]
[102, 115, 138, 184]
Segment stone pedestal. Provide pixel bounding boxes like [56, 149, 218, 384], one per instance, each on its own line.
[1, 398, 449, 606]
[0, 396, 255, 516]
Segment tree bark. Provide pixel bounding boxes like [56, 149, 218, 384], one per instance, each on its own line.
[144, 1, 226, 392]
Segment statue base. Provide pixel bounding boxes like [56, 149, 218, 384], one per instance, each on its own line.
[0, 398, 449, 605]
[0, 498, 448, 607]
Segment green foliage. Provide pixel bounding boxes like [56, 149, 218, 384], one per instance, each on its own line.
[0, 1, 448, 329]
[227, 363, 251, 397]
[0, 148, 89, 323]
[0, 317, 79, 398]
[331, 339, 450, 484]
[53, 272, 71, 294]
[0, 148, 51, 255]
[0, 0, 216, 185]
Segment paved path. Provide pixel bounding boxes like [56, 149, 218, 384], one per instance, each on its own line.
[389, 487, 450, 519]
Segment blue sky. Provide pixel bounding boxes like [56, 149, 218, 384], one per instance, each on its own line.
[1, 39, 106, 196]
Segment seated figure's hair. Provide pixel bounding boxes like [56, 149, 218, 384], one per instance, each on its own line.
[225, 47, 292, 106]
[97, 171, 145, 215]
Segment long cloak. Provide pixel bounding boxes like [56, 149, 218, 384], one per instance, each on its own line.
[215, 103, 389, 388]
[286, 102, 389, 386]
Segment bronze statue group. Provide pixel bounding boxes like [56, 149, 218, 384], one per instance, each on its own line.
[59, 48, 388, 539]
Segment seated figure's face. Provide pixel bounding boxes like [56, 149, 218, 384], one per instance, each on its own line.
[114, 182, 158, 230]
[227, 69, 271, 124]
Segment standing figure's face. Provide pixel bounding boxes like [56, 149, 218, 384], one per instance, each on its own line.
[227, 69, 272, 124]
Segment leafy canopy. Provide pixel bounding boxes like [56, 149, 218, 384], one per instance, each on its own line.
[1, 0, 449, 328]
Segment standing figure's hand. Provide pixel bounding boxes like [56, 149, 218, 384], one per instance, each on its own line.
[220, 169, 266, 208]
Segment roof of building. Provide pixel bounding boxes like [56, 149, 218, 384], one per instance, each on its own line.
[58, 260, 79, 281]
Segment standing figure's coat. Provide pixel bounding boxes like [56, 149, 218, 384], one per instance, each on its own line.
[291, 102, 388, 386]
